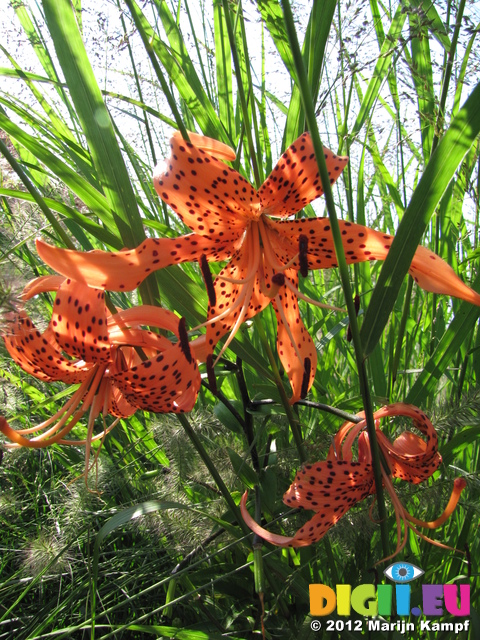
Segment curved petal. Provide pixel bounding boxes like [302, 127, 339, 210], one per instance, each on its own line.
[22, 275, 65, 300]
[107, 382, 137, 418]
[36, 234, 234, 291]
[408, 244, 480, 306]
[272, 270, 318, 403]
[3, 311, 88, 383]
[50, 278, 112, 363]
[179, 131, 237, 161]
[109, 305, 184, 336]
[331, 403, 442, 484]
[406, 477, 467, 529]
[371, 403, 441, 484]
[241, 457, 374, 547]
[258, 132, 348, 218]
[112, 341, 200, 413]
[240, 491, 301, 547]
[154, 132, 260, 236]
[268, 218, 480, 306]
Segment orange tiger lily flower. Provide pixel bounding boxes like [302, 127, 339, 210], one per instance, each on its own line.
[1, 275, 200, 485]
[241, 403, 467, 561]
[35, 132, 480, 402]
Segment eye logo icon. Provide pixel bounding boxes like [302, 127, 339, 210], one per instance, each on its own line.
[384, 562, 424, 583]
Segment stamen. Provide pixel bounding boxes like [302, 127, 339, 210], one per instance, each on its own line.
[59, 417, 119, 445]
[206, 353, 217, 394]
[259, 217, 298, 272]
[178, 317, 193, 364]
[213, 231, 261, 364]
[283, 276, 344, 312]
[300, 357, 311, 399]
[271, 273, 285, 286]
[299, 234, 308, 277]
[215, 271, 254, 285]
[190, 287, 250, 332]
[199, 255, 216, 306]
[213, 278, 254, 365]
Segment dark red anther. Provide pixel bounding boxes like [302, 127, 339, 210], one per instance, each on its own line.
[300, 357, 311, 399]
[271, 273, 285, 286]
[206, 353, 217, 394]
[178, 317, 193, 363]
[199, 254, 216, 306]
[299, 234, 308, 277]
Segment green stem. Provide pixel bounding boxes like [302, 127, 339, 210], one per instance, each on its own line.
[281, 0, 390, 560]
[235, 358, 260, 472]
[431, 0, 466, 353]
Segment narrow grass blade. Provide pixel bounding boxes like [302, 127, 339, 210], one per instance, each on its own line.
[42, 0, 146, 248]
[406, 279, 480, 405]
[361, 81, 480, 357]
[350, 4, 407, 139]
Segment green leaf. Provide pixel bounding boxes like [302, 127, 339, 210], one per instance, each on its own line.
[227, 448, 258, 489]
[214, 401, 244, 434]
[351, 4, 407, 139]
[0, 188, 121, 248]
[405, 277, 480, 405]
[42, 0, 146, 248]
[0, 113, 117, 230]
[125, 0, 228, 142]
[214, 0, 234, 139]
[361, 81, 480, 357]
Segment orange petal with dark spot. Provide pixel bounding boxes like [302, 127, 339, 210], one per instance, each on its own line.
[36, 234, 234, 291]
[154, 132, 260, 235]
[269, 217, 480, 306]
[258, 133, 348, 218]
[50, 278, 112, 363]
[272, 270, 318, 403]
[112, 341, 200, 413]
[3, 311, 88, 383]
[241, 457, 374, 547]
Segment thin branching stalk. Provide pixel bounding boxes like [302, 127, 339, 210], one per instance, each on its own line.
[280, 0, 390, 560]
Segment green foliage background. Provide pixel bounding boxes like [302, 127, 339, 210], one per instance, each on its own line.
[0, 0, 479, 638]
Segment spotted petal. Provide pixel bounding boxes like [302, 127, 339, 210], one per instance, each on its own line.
[36, 234, 235, 291]
[50, 278, 112, 363]
[258, 132, 348, 218]
[3, 311, 88, 383]
[153, 131, 260, 235]
[268, 217, 480, 306]
[110, 311, 201, 413]
[331, 403, 442, 486]
[112, 341, 200, 413]
[374, 404, 441, 484]
[272, 270, 318, 403]
[107, 381, 138, 418]
[240, 459, 373, 547]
